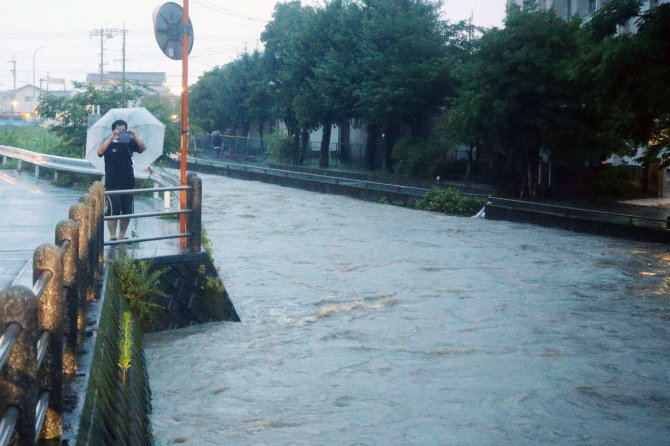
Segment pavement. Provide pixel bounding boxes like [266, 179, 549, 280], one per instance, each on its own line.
[0, 169, 183, 289]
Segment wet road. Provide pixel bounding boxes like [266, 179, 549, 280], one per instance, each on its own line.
[145, 172, 670, 445]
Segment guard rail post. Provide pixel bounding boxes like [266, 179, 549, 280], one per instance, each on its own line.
[186, 172, 202, 252]
[0, 287, 39, 446]
[55, 219, 79, 374]
[69, 203, 91, 338]
[78, 194, 97, 301]
[33, 243, 64, 440]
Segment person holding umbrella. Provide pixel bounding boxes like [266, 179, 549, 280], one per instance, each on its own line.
[97, 119, 147, 240]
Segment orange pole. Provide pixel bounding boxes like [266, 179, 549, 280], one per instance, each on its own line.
[179, 0, 189, 249]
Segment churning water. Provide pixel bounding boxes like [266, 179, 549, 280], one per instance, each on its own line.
[145, 173, 670, 445]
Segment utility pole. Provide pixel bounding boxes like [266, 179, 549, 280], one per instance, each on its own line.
[89, 27, 122, 87]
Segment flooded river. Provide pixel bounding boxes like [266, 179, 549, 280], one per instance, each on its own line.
[145, 172, 669, 445]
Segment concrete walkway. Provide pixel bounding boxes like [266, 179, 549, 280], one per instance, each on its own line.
[0, 169, 183, 289]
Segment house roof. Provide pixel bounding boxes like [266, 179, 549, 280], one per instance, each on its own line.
[85, 72, 166, 84]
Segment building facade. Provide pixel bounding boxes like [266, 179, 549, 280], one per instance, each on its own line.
[85, 72, 169, 96]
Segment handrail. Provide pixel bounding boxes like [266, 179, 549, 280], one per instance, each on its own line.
[0, 407, 18, 446]
[35, 392, 49, 442]
[0, 170, 204, 442]
[32, 270, 53, 300]
[488, 197, 668, 225]
[104, 185, 190, 196]
[104, 209, 191, 221]
[36, 330, 50, 370]
[0, 324, 21, 371]
[102, 172, 203, 251]
[0, 179, 105, 444]
[105, 232, 193, 246]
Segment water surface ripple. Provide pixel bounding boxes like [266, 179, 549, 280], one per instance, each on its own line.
[145, 173, 670, 445]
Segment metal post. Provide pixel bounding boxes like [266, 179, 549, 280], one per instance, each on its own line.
[0, 286, 39, 446]
[33, 243, 64, 440]
[186, 172, 202, 252]
[55, 219, 79, 375]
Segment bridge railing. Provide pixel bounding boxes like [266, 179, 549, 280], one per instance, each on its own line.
[0, 182, 104, 445]
[0, 170, 203, 444]
[103, 172, 202, 252]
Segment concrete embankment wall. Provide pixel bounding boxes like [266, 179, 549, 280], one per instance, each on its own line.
[64, 265, 153, 445]
[64, 251, 239, 443]
[486, 201, 670, 244]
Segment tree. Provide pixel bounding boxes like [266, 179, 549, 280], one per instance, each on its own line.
[37, 82, 142, 157]
[292, 0, 364, 167]
[261, 1, 319, 164]
[354, 0, 456, 170]
[585, 1, 670, 167]
[452, 2, 603, 197]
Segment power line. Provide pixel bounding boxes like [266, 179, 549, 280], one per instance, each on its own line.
[192, 0, 270, 23]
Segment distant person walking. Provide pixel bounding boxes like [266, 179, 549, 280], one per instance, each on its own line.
[211, 130, 224, 158]
[97, 119, 146, 240]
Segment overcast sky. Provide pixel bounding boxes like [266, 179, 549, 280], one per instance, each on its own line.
[1, 0, 506, 94]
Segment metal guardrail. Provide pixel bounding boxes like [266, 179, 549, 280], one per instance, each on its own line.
[181, 154, 434, 198]
[0, 182, 104, 445]
[487, 197, 670, 229]
[0, 145, 101, 175]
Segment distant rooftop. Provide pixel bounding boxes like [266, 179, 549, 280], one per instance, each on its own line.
[86, 72, 166, 84]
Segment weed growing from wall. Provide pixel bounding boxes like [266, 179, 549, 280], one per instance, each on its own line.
[114, 259, 167, 325]
[118, 311, 133, 386]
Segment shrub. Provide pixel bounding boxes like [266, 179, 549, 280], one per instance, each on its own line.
[392, 138, 448, 179]
[266, 130, 294, 163]
[415, 186, 487, 216]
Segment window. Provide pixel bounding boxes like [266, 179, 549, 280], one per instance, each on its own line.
[589, 0, 596, 14]
[567, 0, 572, 16]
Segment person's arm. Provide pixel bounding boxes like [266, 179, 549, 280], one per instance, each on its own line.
[97, 130, 119, 156]
[130, 130, 147, 153]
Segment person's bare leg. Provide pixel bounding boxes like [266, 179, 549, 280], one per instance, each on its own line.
[107, 220, 118, 239]
[118, 218, 130, 239]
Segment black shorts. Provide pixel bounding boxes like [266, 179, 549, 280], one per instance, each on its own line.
[105, 194, 134, 217]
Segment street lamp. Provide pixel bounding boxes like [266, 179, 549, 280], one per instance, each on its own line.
[33, 46, 46, 90]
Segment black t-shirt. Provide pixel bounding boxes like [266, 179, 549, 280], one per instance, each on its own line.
[100, 139, 140, 190]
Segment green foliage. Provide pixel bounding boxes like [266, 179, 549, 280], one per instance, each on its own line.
[266, 130, 295, 163]
[201, 227, 214, 262]
[141, 96, 181, 155]
[415, 187, 487, 216]
[0, 125, 74, 156]
[114, 260, 167, 325]
[118, 311, 133, 386]
[37, 82, 144, 158]
[571, 166, 642, 199]
[392, 137, 451, 179]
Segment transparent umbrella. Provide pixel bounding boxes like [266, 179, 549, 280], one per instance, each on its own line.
[85, 107, 165, 178]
